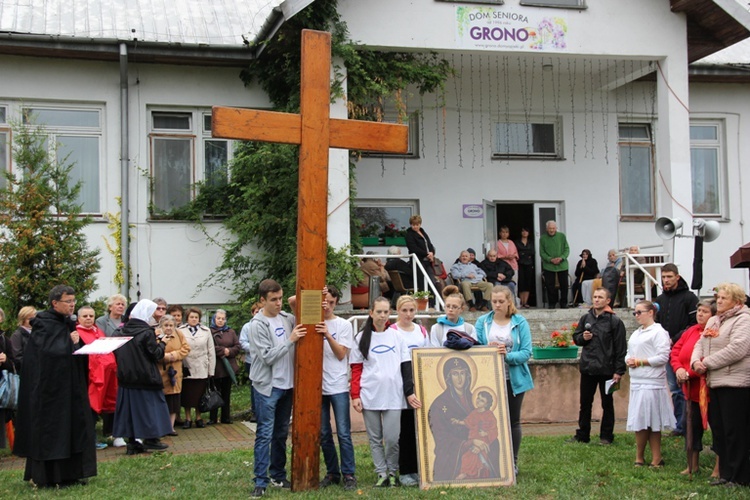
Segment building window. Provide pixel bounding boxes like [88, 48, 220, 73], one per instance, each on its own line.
[22, 107, 102, 214]
[0, 106, 8, 191]
[618, 123, 654, 219]
[361, 112, 419, 159]
[520, 0, 586, 8]
[150, 110, 232, 217]
[493, 118, 560, 159]
[355, 200, 418, 246]
[435, 0, 503, 4]
[690, 121, 724, 217]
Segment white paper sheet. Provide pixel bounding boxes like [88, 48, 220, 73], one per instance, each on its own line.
[74, 336, 132, 355]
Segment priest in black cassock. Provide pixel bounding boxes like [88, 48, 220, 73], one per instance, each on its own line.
[14, 285, 97, 487]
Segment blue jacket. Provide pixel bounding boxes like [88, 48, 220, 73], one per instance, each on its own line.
[475, 312, 534, 396]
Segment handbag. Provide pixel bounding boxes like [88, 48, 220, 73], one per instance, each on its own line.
[0, 368, 20, 410]
[432, 257, 448, 280]
[198, 379, 224, 413]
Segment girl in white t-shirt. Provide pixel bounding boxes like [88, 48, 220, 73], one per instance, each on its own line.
[429, 289, 477, 347]
[351, 297, 421, 487]
[388, 295, 428, 486]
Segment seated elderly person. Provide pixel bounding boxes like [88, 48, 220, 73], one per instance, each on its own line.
[479, 249, 516, 296]
[360, 251, 391, 297]
[571, 249, 599, 307]
[450, 250, 493, 312]
[384, 246, 418, 289]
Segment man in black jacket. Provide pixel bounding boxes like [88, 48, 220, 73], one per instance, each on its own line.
[654, 263, 698, 437]
[479, 249, 516, 294]
[568, 288, 627, 445]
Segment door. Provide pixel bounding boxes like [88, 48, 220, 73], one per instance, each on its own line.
[534, 203, 564, 306]
[483, 199, 497, 257]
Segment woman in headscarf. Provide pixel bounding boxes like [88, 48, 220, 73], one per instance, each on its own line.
[112, 300, 173, 455]
[209, 309, 240, 425]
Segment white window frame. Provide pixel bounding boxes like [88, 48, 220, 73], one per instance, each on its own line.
[492, 116, 562, 160]
[618, 122, 655, 220]
[149, 109, 233, 218]
[690, 120, 725, 218]
[361, 111, 420, 159]
[354, 199, 419, 245]
[22, 105, 103, 215]
[520, 0, 586, 9]
[0, 105, 9, 192]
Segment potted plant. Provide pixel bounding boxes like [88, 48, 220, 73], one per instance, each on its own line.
[532, 323, 580, 360]
[359, 222, 381, 246]
[383, 223, 408, 246]
[412, 290, 432, 311]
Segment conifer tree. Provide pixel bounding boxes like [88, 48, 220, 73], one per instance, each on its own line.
[0, 122, 100, 317]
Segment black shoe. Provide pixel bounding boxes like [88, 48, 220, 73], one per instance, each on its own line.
[599, 438, 613, 445]
[220, 418, 233, 424]
[565, 435, 589, 443]
[207, 419, 218, 425]
[710, 478, 728, 486]
[251, 486, 266, 497]
[143, 438, 169, 451]
[269, 477, 291, 488]
[167, 431, 179, 437]
[319, 474, 341, 488]
[126, 442, 146, 455]
[195, 419, 206, 428]
[343, 475, 357, 491]
[174, 418, 184, 426]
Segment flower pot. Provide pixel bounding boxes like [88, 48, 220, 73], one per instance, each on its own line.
[360, 236, 380, 246]
[384, 237, 406, 246]
[416, 298, 429, 311]
[532, 346, 579, 360]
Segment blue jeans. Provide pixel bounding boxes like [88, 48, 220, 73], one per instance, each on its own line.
[665, 364, 685, 434]
[320, 392, 355, 477]
[253, 387, 293, 487]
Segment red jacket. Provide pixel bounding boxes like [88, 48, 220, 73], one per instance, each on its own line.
[77, 324, 118, 413]
[669, 323, 704, 403]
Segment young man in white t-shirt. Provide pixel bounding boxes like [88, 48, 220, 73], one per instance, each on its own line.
[316, 286, 357, 491]
[248, 279, 306, 498]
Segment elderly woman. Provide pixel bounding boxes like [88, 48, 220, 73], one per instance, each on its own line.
[112, 300, 172, 455]
[179, 308, 216, 429]
[156, 314, 190, 435]
[10, 306, 36, 373]
[692, 282, 750, 486]
[626, 301, 675, 468]
[475, 285, 534, 474]
[670, 299, 716, 475]
[96, 293, 127, 337]
[405, 214, 442, 296]
[209, 309, 240, 425]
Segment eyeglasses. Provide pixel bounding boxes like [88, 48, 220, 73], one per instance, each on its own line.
[632, 310, 647, 316]
[156, 306, 167, 311]
[58, 299, 77, 304]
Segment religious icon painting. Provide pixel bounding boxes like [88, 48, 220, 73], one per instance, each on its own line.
[412, 346, 515, 489]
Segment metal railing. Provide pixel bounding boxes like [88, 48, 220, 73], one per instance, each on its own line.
[621, 252, 669, 307]
[352, 252, 445, 312]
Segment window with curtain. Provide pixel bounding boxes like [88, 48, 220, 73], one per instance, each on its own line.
[22, 107, 102, 213]
[618, 123, 654, 219]
[493, 119, 559, 159]
[690, 121, 723, 217]
[150, 110, 232, 217]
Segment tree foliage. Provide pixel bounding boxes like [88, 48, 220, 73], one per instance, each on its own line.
[189, 0, 452, 304]
[0, 122, 100, 317]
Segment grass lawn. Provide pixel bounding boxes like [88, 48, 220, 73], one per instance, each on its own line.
[0, 430, 741, 499]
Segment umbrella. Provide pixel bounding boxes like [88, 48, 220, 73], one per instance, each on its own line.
[221, 357, 238, 385]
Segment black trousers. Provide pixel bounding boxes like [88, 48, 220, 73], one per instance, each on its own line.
[543, 270, 569, 308]
[709, 386, 750, 485]
[209, 376, 233, 422]
[507, 380, 525, 464]
[398, 408, 418, 475]
[575, 373, 615, 442]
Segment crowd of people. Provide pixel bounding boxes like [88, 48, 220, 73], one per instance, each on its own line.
[1, 250, 749, 493]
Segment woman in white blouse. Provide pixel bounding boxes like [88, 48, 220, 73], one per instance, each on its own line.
[625, 300, 675, 468]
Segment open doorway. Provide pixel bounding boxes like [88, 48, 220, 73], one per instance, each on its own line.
[495, 203, 537, 307]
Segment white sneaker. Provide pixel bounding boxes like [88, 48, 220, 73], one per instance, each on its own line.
[113, 437, 127, 448]
[400, 473, 419, 486]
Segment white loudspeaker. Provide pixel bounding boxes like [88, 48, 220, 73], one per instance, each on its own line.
[655, 217, 683, 240]
[693, 218, 721, 243]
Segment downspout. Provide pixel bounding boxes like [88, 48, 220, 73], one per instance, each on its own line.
[119, 43, 130, 296]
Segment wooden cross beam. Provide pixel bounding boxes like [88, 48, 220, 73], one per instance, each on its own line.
[212, 29, 408, 492]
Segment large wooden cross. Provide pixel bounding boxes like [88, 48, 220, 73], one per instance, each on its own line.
[212, 29, 408, 491]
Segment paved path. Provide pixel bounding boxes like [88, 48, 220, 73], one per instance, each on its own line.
[0, 420, 628, 471]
